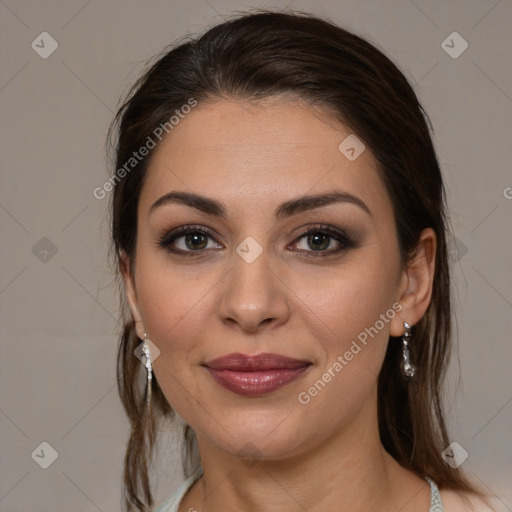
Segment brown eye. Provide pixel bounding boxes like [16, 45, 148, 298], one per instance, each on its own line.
[183, 233, 208, 250]
[290, 225, 357, 256]
[157, 225, 223, 256]
[306, 233, 331, 251]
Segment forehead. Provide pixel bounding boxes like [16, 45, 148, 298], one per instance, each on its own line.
[139, 98, 389, 218]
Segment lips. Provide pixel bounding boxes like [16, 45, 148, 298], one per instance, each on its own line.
[202, 353, 311, 396]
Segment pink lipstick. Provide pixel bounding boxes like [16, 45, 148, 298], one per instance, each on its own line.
[202, 353, 311, 396]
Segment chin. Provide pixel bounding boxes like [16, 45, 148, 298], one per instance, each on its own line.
[198, 410, 314, 461]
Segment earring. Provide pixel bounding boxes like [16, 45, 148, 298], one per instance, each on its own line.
[401, 322, 416, 378]
[142, 333, 153, 410]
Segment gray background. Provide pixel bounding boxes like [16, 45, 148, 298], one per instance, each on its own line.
[1, 0, 511, 511]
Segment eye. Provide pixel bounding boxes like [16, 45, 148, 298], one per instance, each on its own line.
[156, 225, 222, 256]
[290, 225, 357, 256]
[156, 223, 357, 258]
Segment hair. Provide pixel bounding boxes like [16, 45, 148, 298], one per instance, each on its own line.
[107, 9, 485, 512]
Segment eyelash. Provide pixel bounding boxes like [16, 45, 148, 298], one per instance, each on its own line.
[156, 224, 358, 258]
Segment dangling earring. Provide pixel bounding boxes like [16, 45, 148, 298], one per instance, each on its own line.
[401, 321, 416, 378]
[142, 333, 153, 411]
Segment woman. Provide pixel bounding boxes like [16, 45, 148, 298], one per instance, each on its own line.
[108, 10, 494, 512]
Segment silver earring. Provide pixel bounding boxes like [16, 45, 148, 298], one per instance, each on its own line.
[401, 322, 416, 378]
[142, 333, 153, 410]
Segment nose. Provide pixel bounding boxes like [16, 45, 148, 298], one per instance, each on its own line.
[218, 249, 290, 333]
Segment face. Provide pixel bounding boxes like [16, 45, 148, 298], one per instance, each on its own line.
[123, 97, 421, 461]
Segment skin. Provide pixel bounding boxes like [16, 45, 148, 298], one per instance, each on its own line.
[121, 96, 448, 511]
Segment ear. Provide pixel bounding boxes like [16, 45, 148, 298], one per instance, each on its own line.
[120, 251, 145, 339]
[390, 228, 436, 337]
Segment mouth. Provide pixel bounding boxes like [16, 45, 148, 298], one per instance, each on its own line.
[202, 352, 312, 396]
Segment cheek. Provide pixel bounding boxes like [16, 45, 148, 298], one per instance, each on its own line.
[292, 258, 399, 413]
[134, 254, 216, 359]
[296, 258, 399, 354]
[295, 294, 394, 439]
[294, 251, 400, 414]
[134, 260, 216, 419]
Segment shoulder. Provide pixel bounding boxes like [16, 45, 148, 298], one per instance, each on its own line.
[440, 488, 496, 512]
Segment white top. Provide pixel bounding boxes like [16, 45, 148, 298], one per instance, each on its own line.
[152, 466, 204, 512]
[152, 467, 444, 512]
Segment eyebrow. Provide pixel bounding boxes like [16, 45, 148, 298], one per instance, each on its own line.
[149, 190, 372, 219]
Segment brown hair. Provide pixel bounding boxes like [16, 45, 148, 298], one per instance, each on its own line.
[107, 9, 483, 511]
